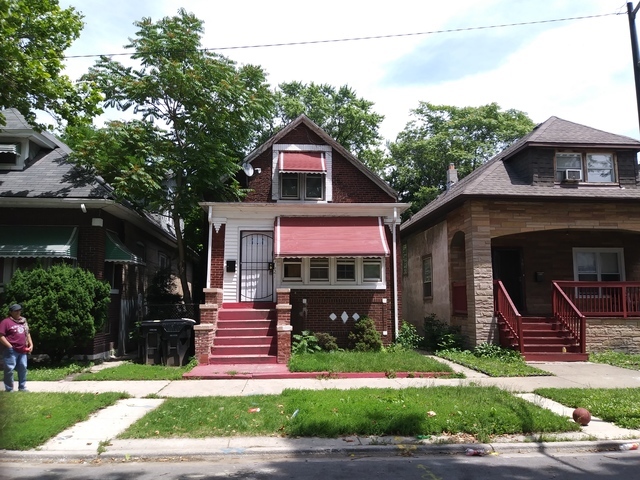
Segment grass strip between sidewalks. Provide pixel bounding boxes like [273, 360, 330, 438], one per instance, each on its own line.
[119, 386, 579, 443]
[436, 350, 551, 377]
[535, 387, 640, 430]
[0, 392, 128, 450]
[590, 351, 640, 371]
[73, 361, 195, 381]
[288, 350, 460, 376]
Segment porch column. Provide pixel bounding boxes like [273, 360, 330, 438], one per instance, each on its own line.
[194, 288, 223, 364]
[276, 288, 292, 364]
[466, 201, 495, 345]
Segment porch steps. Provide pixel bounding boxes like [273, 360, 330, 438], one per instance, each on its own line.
[209, 304, 278, 365]
[499, 316, 588, 362]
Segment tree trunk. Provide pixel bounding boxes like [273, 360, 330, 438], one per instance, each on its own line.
[171, 209, 192, 304]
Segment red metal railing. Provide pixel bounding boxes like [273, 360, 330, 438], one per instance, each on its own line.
[452, 282, 467, 315]
[554, 281, 640, 318]
[551, 282, 586, 354]
[493, 280, 523, 353]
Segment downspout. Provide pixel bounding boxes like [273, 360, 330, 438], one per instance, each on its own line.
[392, 207, 399, 340]
[206, 205, 213, 289]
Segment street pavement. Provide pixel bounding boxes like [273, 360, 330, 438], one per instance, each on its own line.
[3, 359, 640, 462]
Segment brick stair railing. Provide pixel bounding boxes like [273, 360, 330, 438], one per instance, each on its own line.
[209, 303, 278, 364]
[499, 316, 588, 362]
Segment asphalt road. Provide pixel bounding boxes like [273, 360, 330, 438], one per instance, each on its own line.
[3, 450, 639, 479]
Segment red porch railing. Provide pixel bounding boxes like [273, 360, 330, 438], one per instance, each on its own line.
[554, 281, 640, 318]
[551, 282, 586, 354]
[452, 282, 467, 315]
[493, 280, 523, 353]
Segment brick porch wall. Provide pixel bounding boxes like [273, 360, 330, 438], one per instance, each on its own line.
[194, 288, 222, 364]
[587, 318, 640, 354]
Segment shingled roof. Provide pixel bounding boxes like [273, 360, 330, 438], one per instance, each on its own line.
[401, 117, 640, 234]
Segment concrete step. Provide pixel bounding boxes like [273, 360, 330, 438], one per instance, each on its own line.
[211, 344, 274, 356]
[215, 335, 275, 346]
[208, 354, 278, 365]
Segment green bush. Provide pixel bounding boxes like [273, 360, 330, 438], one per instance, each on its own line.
[3, 264, 111, 361]
[473, 342, 522, 361]
[314, 332, 339, 352]
[394, 320, 423, 350]
[292, 330, 322, 355]
[348, 316, 382, 352]
[421, 314, 464, 352]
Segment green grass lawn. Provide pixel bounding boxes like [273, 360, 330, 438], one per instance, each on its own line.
[22, 361, 93, 381]
[0, 392, 128, 450]
[436, 350, 551, 377]
[73, 361, 195, 381]
[590, 351, 640, 371]
[288, 350, 460, 376]
[120, 386, 579, 443]
[535, 387, 640, 430]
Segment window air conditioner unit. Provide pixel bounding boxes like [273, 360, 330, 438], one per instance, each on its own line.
[564, 169, 582, 181]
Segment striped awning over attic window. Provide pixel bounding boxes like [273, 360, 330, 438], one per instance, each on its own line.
[278, 151, 326, 173]
[0, 144, 18, 154]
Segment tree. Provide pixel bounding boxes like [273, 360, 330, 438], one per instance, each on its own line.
[68, 9, 275, 302]
[0, 0, 101, 128]
[266, 82, 386, 174]
[3, 264, 111, 362]
[387, 102, 535, 216]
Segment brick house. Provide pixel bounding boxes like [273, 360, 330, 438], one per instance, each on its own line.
[401, 116, 640, 360]
[196, 115, 408, 365]
[0, 109, 192, 359]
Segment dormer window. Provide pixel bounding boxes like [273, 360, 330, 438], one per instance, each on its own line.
[555, 152, 616, 183]
[0, 142, 21, 167]
[272, 145, 332, 202]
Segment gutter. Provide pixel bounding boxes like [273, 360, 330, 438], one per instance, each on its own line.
[392, 207, 399, 340]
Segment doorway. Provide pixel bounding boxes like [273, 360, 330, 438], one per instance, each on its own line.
[492, 248, 525, 313]
[239, 231, 274, 302]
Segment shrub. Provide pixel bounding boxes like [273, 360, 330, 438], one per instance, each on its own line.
[314, 332, 339, 352]
[292, 330, 322, 355]
[348, 316, 382, 352]
[421, 314, 464, 352]
[394, 320, 423, 350]
[473, 342, 522, 361]
[3, 264, 111, 361]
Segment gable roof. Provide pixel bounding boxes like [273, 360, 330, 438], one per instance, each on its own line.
[243, 114, 398, 199]
[401, 116, 640, 235]
[0, 108, 177, 244]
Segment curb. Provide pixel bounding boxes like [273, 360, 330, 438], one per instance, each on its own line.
[2, 439, 638, 464]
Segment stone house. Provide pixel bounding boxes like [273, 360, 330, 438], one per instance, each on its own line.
[196, 115, 408, 365]
[400, 117, 640, 360]
[0, 109, 192, 359]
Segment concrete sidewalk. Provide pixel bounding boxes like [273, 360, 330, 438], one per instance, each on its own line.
[3, 361, 640, 462]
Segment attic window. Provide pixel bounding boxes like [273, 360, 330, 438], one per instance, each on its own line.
[0, 143, 20, 164]
[555, 152, 616, 183]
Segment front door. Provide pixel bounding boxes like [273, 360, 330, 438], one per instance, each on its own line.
[239, 231, 274, 302]
[492, 248, 525, 313]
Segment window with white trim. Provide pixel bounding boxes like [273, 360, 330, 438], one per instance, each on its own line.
[555, 152, 617, 183]
[279, 173, 325, 200]
[278, 257, 385, 288]
[573, 248, 624, 282]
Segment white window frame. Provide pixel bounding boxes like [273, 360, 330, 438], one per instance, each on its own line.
[572, 248, 625, 282]
[276, 257, 386, 289]
[555, 151, 617, 184]
[0, 139, 27, 170]
[283, 257, 303, 282]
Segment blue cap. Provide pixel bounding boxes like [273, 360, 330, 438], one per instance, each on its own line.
[9, 304, 21, 312]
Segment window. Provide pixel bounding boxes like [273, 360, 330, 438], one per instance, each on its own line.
[363, 259, 382, 282]
[310, 258, 329, 281]
[336, 258, 356, 282]
[158, 252, 169, 270]
[283, 258, 302, 281]
[279, 173, 325, 200]
[280, 173, 299, 199]
[422, 256, 433, 298]
[573, 248, 624, 282]
[0, 143, 20, 165]
[555, 152, 616, 183]
[279, 257, 385, 288]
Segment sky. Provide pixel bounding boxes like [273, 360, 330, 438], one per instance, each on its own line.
[58, 0, 639, 143]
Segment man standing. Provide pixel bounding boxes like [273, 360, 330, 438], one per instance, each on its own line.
[0, 304, 33, 392]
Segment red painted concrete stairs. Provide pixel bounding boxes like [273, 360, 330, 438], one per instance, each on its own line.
[209, 303, 278, 365]
[499, 316, 588, 362]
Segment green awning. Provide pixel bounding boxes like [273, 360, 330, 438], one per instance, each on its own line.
[0, 226, 78, 258]
[105, 231, 144, 265]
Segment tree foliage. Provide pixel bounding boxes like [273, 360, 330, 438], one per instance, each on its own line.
[387, 102, 535, 216]
[67, 9, 275, 301]
[266, 82, 386, 173]
[3, 264, 111, 361]
[0, 0, 101, 128]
